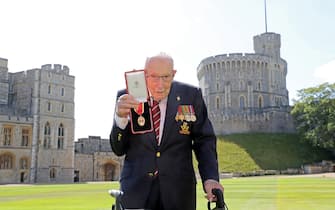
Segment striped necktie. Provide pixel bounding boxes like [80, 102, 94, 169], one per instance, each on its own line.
[152, 100, 160, 144]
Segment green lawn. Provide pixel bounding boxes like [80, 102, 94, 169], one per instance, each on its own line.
[217, 133, 335, 172]
[1, 175, 334, 210]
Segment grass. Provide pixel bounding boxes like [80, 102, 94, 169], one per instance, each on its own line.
[216, 133, 335, 172]
[1, 175, 335, 210]
[2, 133, 334, 209]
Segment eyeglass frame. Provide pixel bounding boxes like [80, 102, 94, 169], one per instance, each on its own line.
[145, 71, 176, 82]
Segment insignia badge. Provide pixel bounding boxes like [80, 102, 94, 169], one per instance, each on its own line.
[179, 122, 190, 135]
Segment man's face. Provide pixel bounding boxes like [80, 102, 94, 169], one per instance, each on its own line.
[145, 58, 176, 101]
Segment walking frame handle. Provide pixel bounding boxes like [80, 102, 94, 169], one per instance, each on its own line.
[207, 188, 228, 210]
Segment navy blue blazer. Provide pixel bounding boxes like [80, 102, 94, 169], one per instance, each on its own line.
[110, 81, 219, 210]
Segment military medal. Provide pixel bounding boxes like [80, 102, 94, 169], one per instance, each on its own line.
[175, 106, 185, 122]
[135, 103, 145, 126]
[183, 105, 191, 122]
[189, 105, 196, 122]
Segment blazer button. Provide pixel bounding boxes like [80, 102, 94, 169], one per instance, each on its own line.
[156, 152, 161, 158]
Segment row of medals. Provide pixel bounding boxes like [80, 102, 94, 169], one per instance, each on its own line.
[135, 103, 197, 127]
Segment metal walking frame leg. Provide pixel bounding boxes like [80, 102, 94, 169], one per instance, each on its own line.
[109, 189, 124, 210]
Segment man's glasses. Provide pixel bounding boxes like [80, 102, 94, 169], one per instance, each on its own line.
[146, 74, 173, 82]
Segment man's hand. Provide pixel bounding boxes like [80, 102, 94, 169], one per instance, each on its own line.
[204, 179, 224, 202]
[116, 94, 139, 118]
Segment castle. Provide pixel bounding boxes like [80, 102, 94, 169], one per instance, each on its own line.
[197, 32, 295, 135]
[0, 59, 121, 184]
[0, 32, 295, 184]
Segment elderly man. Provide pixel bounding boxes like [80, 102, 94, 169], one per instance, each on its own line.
[110, 53, 223, 210]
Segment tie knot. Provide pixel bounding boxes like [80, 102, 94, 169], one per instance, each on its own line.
[153, 100, 159, 107]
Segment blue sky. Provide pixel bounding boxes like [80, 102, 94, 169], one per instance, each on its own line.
[1, 0, 334, 139]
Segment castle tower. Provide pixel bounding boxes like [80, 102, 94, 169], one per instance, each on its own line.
[0, 60, 75, 184]
[29, 64, 75, 183]
[197, 32, 294, 135]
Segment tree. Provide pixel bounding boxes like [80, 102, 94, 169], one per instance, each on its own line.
[291, 83, 335, 151]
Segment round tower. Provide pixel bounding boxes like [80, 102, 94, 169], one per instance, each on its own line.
[197, 32, 294, 135]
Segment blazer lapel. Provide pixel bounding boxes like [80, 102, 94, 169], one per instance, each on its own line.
[160, 83, 180, 148]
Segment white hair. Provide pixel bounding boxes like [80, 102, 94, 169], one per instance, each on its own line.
[145, 52, 174, 69]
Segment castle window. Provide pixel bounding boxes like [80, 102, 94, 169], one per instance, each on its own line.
[3, 127, 12, 146]
[21, 128, 29, 147]
[50, 168, 56, 180]
[216, 83, 219, 91]
[48, 85, 51, 94]
[258, 81, 262, 90]
[47, 102, 51, 112]
[0, 153, 13, 169]
[239, 81, 244, 90]
[57, 123, 64, 149]
[20, 158, 28, 169]
[44, 122, 51, 149]
[240, 96, 245, 109]
[61, 87, 65, 96]
[61, 104, 65, 113]
[216, 97, 220, 109]
[258, 96, 263, 108]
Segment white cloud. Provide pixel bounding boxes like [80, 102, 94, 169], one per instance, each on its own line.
[314, 60, 335, 83]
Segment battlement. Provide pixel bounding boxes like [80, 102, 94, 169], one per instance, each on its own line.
[253, 32, 281, 43]
[0, 57, 8, 68]
[41, 64, 70, 74]
[0, 114, 33, 123]
[197, 52, 271, 72]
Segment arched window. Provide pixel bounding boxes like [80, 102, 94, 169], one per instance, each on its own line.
[47, 102, 51, 111]
[20, 158, 28, 169]
[44, 122, 51, 149]
[50, 168, 56, 179]
[0, 153, 13, 169]
[3, 127, 12, 146]
[61, 104, 65, 113]
[216, 97, 220, 110]
[61, 87, 65, 96]
[58, 123, 64, 149]
[258, 96, 263, 108]
[240, 96, 245, 109]
[48, 84, 51, 94]
[21, 128, 30, 146]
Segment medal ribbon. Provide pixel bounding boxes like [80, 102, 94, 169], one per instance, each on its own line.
[135, 103, 144, 115]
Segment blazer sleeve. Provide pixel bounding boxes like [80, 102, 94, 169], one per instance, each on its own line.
[109, 89, 131, 156]
[191, 88, 220, 183]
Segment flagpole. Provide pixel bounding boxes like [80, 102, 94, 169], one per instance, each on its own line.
[264, 0, 268, 32]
